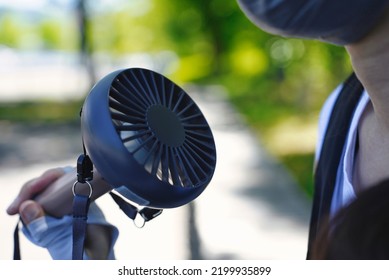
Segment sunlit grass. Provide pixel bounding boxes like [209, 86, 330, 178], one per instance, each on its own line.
[0, 100, 83, 123]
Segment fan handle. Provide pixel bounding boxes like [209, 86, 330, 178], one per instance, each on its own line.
[35, 168, 112, 217]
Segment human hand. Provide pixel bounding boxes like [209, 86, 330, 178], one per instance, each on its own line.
[6, 167, 118, 259]
[8, 165, 112, 218]
[6, 167, 67, 224]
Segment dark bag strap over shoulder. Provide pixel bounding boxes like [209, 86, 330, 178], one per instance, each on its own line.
[306, 72, 364, 259]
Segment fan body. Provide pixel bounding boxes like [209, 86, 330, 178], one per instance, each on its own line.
[81, 68, 216, 209]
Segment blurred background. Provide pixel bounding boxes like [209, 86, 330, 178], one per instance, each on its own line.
[0, 0, 352, 260]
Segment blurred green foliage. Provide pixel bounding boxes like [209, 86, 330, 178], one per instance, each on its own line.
[0, 100, 82, 123]
[0, 0, 354, 195]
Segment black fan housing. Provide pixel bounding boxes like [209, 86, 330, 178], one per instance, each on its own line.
[81, 68, 216, 208]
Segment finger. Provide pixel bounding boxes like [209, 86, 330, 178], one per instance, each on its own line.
[27, 168, 66, 195]
[19, 200, 45, 225]
[6, 167, 65, 215]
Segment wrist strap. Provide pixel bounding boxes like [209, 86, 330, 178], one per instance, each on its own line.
[13, 220, 21, 260]
[72, 194, 90, 260]
[72, 153, 93, 260]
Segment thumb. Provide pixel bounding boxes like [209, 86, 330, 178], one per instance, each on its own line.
[19, 201, 45, 225]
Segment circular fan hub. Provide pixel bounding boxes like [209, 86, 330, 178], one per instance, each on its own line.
[147, 104, 185, 147]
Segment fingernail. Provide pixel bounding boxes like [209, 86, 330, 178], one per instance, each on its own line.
[20, 202, 42, 224]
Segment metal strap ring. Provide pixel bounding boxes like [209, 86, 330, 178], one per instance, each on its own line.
[72, 181, 93, 198]
[133, 213, 146, 229]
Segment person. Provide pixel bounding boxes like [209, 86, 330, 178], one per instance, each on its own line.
[237, 0, 389, 259]
[311, 178, 389, 259]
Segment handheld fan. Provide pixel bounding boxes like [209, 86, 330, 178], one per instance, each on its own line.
[81, 67, 217, 209]
[14, 68, 216, 260]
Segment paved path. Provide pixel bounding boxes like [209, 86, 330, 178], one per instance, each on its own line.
[0, 86, 311, 260]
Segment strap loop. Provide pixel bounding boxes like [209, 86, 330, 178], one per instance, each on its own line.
[109, 192, 163, 227]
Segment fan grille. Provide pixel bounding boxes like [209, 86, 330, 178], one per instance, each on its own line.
[108, 68, 216, 188]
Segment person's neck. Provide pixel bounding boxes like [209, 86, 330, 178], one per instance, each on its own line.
[345, 11, 389, 193]
[346, 13, 389, 132]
